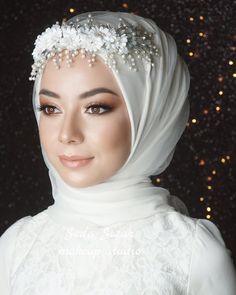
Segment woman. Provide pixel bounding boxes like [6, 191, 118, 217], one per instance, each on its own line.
[0, 10, 235, 294]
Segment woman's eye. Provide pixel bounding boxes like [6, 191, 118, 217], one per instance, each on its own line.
[86, 104, 112, 115]
[37, 105, 60, 115]
[36, 103, 112, 116]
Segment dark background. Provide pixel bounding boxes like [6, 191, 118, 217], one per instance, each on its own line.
[0, 0, 235, 265]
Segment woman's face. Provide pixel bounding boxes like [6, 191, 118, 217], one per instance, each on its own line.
[38, 53, 132, 188]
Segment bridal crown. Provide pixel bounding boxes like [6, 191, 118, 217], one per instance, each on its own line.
[29, 13, 160, 81]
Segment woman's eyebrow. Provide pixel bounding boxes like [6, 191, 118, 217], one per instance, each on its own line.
[39, 87, 119, 99]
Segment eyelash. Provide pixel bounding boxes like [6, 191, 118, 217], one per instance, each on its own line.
[36, 103, 113, 116]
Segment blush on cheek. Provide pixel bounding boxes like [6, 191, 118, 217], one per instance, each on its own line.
[106, 131, 130, 161]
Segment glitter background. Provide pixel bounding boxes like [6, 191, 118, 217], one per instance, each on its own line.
[0, 0, 235, 264]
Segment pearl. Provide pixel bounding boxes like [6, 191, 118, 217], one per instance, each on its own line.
[29, 15, 162, 81]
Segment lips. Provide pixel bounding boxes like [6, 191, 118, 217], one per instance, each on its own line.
[60, 155, 92, 161]
[59, 155, 93, 168]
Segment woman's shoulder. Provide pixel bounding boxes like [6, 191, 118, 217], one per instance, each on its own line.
[158, 210, 228, 244]
[158, 212, 236, 294]
[0, 215, 32, 247]
[161, 211, 233, 258]
[0, 210, 48, 242]
[0, 210, 49, 262]
[181, 215, 236, 294]
[0, 210, 49, 281]
[151, 211, 233, 262]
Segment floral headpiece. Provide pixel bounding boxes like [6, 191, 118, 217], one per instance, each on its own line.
[29, 13, 160, 81]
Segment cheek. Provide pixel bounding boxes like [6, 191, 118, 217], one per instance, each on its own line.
[89, 113, 131, 158]
[38, 117, 58, 152]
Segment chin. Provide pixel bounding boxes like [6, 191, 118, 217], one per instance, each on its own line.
[60, 173, 98, 188]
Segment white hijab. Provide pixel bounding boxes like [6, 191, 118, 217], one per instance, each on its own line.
[32, 11, 190, 228]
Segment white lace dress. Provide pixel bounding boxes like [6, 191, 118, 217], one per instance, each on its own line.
[0, 208, 236, 295]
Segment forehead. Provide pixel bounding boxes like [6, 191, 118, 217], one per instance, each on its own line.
[40, 52, 123, 96]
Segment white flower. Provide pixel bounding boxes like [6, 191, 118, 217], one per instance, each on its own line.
[87, 26, 107, 51]
[99, 27, 117, 49]
[33, 24, 62, 60]
[116, 34, 128, 54]
[60, 26, 78, 50]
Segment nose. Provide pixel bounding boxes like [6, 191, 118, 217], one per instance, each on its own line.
[58, 112, 84, 144]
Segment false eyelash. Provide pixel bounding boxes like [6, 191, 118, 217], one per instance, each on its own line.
[36, 103, 113, 115]
[85, 103, 113, 114]
[36, 104, 55, 112]
[36, 104, 59, 116]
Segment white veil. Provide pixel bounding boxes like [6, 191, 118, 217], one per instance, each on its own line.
[32, 11, 190, 227]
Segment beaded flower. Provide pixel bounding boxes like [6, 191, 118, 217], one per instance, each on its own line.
[29, 13, 161, 81]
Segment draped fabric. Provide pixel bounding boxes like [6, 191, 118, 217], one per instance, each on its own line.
[0, 11, 235, 295]
[32, 11, 190, 227]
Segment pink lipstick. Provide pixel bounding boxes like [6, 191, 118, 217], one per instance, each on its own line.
[59, 155, 93, 168]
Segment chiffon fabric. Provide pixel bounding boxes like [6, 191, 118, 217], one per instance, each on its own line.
[0, 11, 235, 294]
[32, 10, 191, 227]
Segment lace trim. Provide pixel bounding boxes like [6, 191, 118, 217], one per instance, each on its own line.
[10, 211, 196, 295]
